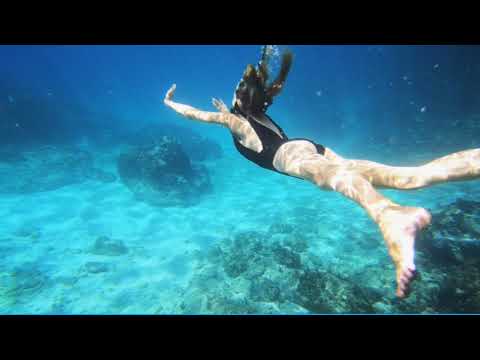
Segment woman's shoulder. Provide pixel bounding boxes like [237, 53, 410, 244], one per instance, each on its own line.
[226, 112, 248, 133]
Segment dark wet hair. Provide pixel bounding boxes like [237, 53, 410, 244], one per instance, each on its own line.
[232, 46, 293, 115]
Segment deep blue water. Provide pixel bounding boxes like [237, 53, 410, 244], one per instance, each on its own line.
[2, 45, 479, 152]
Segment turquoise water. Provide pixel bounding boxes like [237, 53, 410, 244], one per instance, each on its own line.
[0, 45, 479, 314]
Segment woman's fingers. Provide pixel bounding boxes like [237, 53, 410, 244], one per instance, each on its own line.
[165, 84, 177, 101]
[212, 97, 229, 113]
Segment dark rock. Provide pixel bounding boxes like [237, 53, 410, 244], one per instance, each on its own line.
[127, 123, 223, 162]
[183, 135, 223, 162]
[90, 236, 128, 256]
[117, 136, 212, 206]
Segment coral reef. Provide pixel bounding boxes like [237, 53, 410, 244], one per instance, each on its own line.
[172, 199, 480, 314]
[117, 136, 212, 206]
[178, 230, 384, 313]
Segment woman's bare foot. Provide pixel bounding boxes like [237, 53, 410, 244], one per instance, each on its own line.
[378, 205, 432, 298]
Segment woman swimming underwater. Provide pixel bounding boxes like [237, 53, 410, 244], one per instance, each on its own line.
[164, 46, 480, 299]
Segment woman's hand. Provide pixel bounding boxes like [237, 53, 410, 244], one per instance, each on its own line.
[163, 84, 230, 128]
[164, 84, 177, 103]
[212, 97, 230, 113]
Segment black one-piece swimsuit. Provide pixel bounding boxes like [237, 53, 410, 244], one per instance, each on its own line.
[231, 109, 325, 180]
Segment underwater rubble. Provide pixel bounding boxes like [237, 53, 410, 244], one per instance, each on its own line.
[117, 136, 212, 207]
[1, 198, 479, 314]
[0, 145, 116, 194]
[174, 199, 480, 314]
[174, 227, 377, 314]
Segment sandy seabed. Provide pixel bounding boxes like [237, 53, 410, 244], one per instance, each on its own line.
[0, 146, 478, 314]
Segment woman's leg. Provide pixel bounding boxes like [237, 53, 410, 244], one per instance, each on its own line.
[334, 148, 480, 190]
[273, 141, 431, 298]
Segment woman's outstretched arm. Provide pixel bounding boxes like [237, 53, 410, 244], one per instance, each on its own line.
[164, 84, 232, 128]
